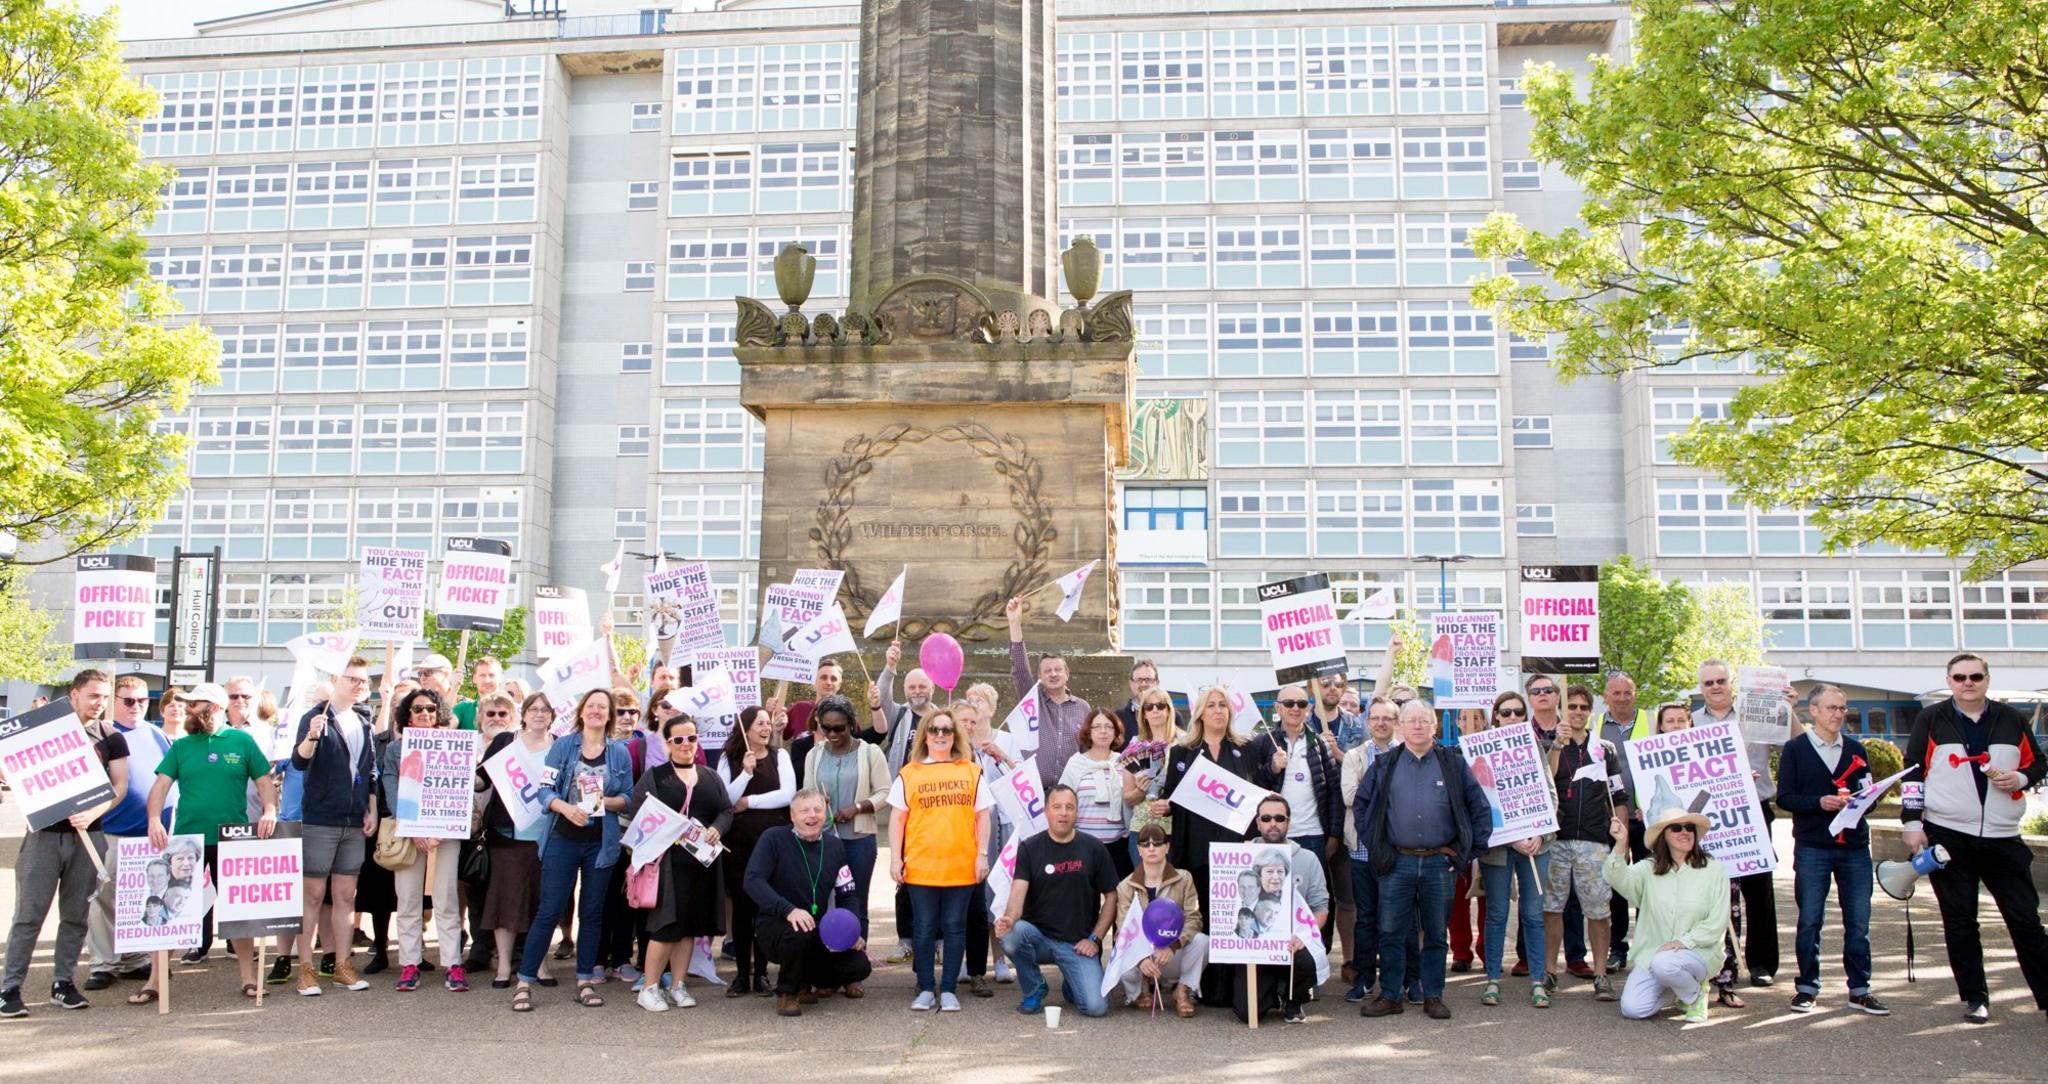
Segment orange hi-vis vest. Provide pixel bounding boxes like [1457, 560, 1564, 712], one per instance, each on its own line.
[898, 759, 984, 887]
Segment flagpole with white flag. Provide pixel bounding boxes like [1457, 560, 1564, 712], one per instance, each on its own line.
[863, 566, 908, 639]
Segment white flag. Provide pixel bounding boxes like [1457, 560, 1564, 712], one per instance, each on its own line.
[622, 794, 691, 871]
[1003, 683, 1042, 753]
[989, 756, 1049, 835]
[687, 938, 726, 985]
[665, 666, 738, 722]
[1097, 903, 1151, 999]
[600, 540, 625, 596]
[284, 629, 361, 676]
[1054, 560, 1099, 623]
[864, 566, 908, 638]
[389, 640, 416, 682]
[1294, 894, 1331, 985]
[1345, 586, 1397, 623]
[1168, 755, 1268, 835]
[788, 603, 859, 661]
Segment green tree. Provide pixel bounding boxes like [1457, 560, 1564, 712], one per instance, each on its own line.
[1471, 0, 2047, 576]
[423, 609, 529, 698]
[1386, 609, 1429, 690]
[0, 0, 219, 565]
[1671, 581, 1772, 686]
[613, 632, 648, 686]
[1596, 555, 1694, 704]
[0, 573, 68, 683]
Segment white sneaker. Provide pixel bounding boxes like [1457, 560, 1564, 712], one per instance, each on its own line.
[910, 990, 936, 1011]
[994, 959, 1014, 984]
[939, 992, 962, 1012]
[669, 984, 695, 1009]
[637, 986, 670, 1013]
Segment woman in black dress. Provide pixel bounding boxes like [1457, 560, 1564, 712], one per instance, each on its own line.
[630, 715, 732, 1009]
[717, 705, 795, 996]
[1156, 686, 1256, 1007]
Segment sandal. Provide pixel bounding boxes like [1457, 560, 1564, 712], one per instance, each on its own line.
[1481, 981, 1500, 1006]
[1531, 987, 1551, 1009]
[511, 987, 534, 1013]
[576, 983, 604, 1008]
[126, 988, 160, 1006]
[242, 983, 260, 999]
[1715, 986, 1746, 1010]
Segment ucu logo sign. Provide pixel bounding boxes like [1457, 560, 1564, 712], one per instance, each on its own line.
[1012, 775, 1047, 818]
[1197, 776, 1245, 808]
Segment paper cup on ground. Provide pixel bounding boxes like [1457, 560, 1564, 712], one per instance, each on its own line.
[1044, 1005, 1062, 1029]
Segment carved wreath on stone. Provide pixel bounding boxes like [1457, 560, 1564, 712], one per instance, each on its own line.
[812, 421, 1055, 642]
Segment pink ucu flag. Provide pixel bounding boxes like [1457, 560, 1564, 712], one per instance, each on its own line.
[1171, 757, 1268, 835]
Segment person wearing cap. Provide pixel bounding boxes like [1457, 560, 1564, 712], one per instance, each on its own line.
[138, 682, 278, 1003]
[413, 654, 458, 716]
[745, 788, 873, 1016]
[1603, 781, 1729, 1022]
[803, 695, 890, 942]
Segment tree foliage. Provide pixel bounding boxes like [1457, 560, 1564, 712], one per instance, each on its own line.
[1597, 555, 1693, 703]
[0, 0, 219, 562]
[1671, 581, 1773, 684]
[1386, 609, 1430, 691]
[1472, 0, 2048, 576]
[423, 609, 529, 698]
[0, 575, 69, 682]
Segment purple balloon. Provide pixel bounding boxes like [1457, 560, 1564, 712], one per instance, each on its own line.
[919, 633, 965, 692]
[819, 907, 861, 953]
[1142, 898, 1185, 948]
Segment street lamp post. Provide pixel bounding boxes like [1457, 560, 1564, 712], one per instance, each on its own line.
[1412, 553, 1471, 743]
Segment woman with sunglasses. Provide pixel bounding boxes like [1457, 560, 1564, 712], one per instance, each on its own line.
[628, 714, 732, 1012]
[1111, 823, 1206, 1016]
[1643, 706, 1746, 1009]
[1157, 687, 1256, 1006]
[718, 704, 796, 997]
[1604, 787, 1728, 1022]
[511, 688, 632, 1011]
[596, 687, 652, 983]
[476, 693, 558, 989]
[1471, 691, 1555, 1007]
[951, 697, 1015, 998]
[803, 694, 889, 953]
[1538, 686, 1625, 1003]
[1122, 689, 1180, 867]
[378, 688, 470, 992]
[889, 710, 993, 1012]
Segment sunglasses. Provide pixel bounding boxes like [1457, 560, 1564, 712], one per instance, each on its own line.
[1392, 698, 1413, 707]
[1664, 824, 1696, 835]
[667, 735, 697, 746]
[1950, 672, 1986, 683]
[1256, 814, 1289, 824]
[118, 696, 150, 707]
[1137, 839, 1168, 848]
[926, 727, 955, 736]
[617, 708, 642, 717]
[1145, 703, 1171, 711]
[1528, 686, 1556, 695]
[409, 705, 438, 713]
[228, 693, 255, 701]
[1496, 707, 1527, 718]
[483, 710, 510, 718]
[1700, 678, 1729, 688]
[819, 724, 849, 735]
[1277, 699, 1310, 709]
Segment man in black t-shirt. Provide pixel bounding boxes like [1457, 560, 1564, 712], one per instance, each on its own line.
[995, 785, 1118, 1018]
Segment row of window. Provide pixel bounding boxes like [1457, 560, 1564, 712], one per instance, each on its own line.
[126, 485, 524, 566]
[147, 155, 539, 236]
[1058, 212, 1492, 294]
[139, 58, 545, 157]
[156, 402, 529, 479]
[1652, 480, 1967, 560]
[1123, 478, 1505, 559]
[148, 236, 536, 314]
[1060, 127, 1514, 206]
[197, 318, 529, 394]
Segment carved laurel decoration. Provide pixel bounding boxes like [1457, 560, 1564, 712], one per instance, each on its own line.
[810, 422, 1056, 641]
[1085, 290, 1136, 343]
[735, 297, 779, 347]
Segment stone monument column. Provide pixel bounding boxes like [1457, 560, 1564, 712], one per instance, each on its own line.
[735, 0, 1135, 676]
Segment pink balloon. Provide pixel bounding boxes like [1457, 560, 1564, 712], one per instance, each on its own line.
[919, 633, 965, 692]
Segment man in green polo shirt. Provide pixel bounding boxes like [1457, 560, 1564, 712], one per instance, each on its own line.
[448, 655, 502, 731]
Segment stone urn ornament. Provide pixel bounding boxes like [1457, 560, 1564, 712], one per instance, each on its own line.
[1062, 237, 1101, 308]
[775, 242, 816, 312]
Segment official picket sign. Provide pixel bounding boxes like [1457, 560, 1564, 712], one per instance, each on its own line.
[1208, 843, 1295, 966]
[0, 702, 116, 831]
[215, 824, 305, 940]
[114, 835, 208, 954]
[434, 536, 513, 633]
[1625, 719, 1775, 876]
[358, 546, 428, 642]
[1458, 723, 1558, 847]
[72, 553, 157, 660]
[531, 584, 593, 663]
[1257, 573, 1346, 686]
[1519, 565, 1600, 674]
[394, 729, 482, 839]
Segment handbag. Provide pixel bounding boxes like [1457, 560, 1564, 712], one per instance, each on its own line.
[458, 835, 492, 890]
[373, 815, 418, 871]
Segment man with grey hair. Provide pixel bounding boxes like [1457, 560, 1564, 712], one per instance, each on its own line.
[1695, 658, 1798, 987]
[744, 788, 872, 1015]
[1594, 670, 1651, 970]
[1774, 684, 1886, 1015]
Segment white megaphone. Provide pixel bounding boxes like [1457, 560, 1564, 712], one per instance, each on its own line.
[1877, 844, 1951, 900]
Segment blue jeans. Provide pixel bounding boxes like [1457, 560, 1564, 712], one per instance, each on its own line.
[1378, 853, 1454, 1000]
[1793, 844, 1873, 997]
[836, 833, 879, 939]
[1562, 891, 1588, 962]
[518, 835, 609, 983]
[1349, 854, 1420, 995]
[1001, 919, 1109, 1017]
[907, 883, 973, 995]
[1482, 851, 1549, 982]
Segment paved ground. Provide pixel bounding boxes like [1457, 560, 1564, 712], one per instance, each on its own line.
[2, 821, 2045, 1083]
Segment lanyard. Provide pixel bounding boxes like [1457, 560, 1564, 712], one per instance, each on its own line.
[795, 834, 825, 916]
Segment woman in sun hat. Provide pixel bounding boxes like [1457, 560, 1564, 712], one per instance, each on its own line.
[1602, 777, 1729, 1023]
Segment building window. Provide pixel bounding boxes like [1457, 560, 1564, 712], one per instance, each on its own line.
[147, 246, 205, 311]
[627, 180, 660, 212]
[1306, 212, 1398, 288]
[1314, 480, 1405, 558]
[758, 141, 846, 214]
[437, 486, 523, 546]
[1410, 479, 1503, 558]
[1215, 301, 1305, 377]
[1218, 573, 1275, 650]
[1960, 570, 2048, 649]
[759, 42, 849, 131]
[1212, 214, 1303, 290]
[1216, 390, 1306, 467]
[1212, 130, 1302, 202]
[354, 488, 438, 552]
[1512, 415, 1552, 449]
[378, 60, 460, 147]
[216, 68, 296, 154]
[1118, 132, 1207, 204]
[461, 55, 544, 143]
[270, 489, 351, 560]
[1305, 128, 1394, 201]
[619, 425, 651, 457]
[1754, 506, 1826, 556]
[1516, 504, 1556, 537]
[1402, 212, 1490, 287]
[451, 234, 533, 305]
[447, 317, 528, 389]
[1059, 134, 1116, 206]
[1133, 303, 1211, 379]
[457, 153, 539, 223]
[1407, 388, 1499, 465]
[670, 148, 754, 216]
[188, 490, 269, 562]
[660, 397, 759, 472]
[1119, 217, 1209, 291]
[286, 241, 366, 310]
[297, 64, 377, 151]
[1310, 301, 1400, 376]
[204, 244, 284, 313]
[290, 161, 371, 230]
[1406, 300, 1496, 375]
[1119, 30, 1208, 120]
[663, 312, 739, 385]
[659, 483, 752, 558]
[1123, 486, 1209, 532]
[275, 405, 356, 476]
[1655, 478, 1748, 556]
[363, 318, 445, 391]
[1760, 570, 1854, 649]
[140, 72, 217, 157]
[673, 46, 757, 135]
[614, 509, 648, 543]
[1121, 571, 1214, 651]
[1395, 25, 1486, 114]
[666, 227, 752, 300]
[150, 167, 211, 236]
[624, 261, 656, 292]
[1498, 76, 1526, 109]
[1057, 33, 1118, 123]
[366, 237, 449, 308]
[1650, 386, 1736, 464]
[1501, 158, 1543, 191]
[358, 403, 440, 474]
[372, 157, 455, 227]
[621, 341, 654, 374]
[210, 164, 290, 232]
[1415, 569, 1506, 619]
[263, 572, 350, 644]
[630, 101, 664, 132]
[280, 322, 360, 393]
[1860, 570, 1956, 650]
[1507, 332, 1551, 364]
[209, 323, 279, 394]
[1399, 126, 1489, 199]
[1218, 481, 1308, 557]
[1311, 389, 1402, 466]
[1209, 28, 1299, 118]
[1302, 26, 1392, 116]
[753, 226, 843, 300]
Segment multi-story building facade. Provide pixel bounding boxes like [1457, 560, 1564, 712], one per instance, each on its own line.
[10, 0, 2042, 735]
